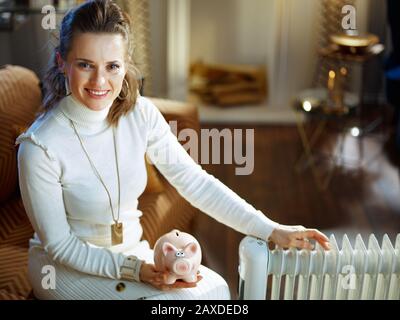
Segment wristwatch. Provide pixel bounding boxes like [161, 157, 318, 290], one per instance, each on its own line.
[120, 255, 143, 282]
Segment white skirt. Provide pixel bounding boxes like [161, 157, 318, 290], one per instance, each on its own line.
[28, 240, 231, 300]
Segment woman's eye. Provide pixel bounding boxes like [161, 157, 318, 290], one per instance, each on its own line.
[109, 64, 120, 71]
[78, 62, 92, 69]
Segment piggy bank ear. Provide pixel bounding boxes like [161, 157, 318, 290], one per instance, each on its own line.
[162, 242, 178, 256]
[183, 242, 198, 256]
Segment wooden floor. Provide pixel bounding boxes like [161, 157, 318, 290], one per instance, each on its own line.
[191, 110, 400, 299]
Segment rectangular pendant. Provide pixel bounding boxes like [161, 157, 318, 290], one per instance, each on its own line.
[111, 222, 123, 246]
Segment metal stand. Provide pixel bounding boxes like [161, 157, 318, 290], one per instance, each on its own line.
[293, 45, 388, 190]
[294, 111, 351, 190]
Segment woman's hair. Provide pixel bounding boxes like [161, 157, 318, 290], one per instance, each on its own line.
[42, 0, 139, 126]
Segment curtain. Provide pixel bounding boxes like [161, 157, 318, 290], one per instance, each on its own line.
[268, 0, 320, 107]
[116, 0, 153, 96]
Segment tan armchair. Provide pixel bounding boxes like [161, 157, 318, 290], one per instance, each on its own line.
[0, 65, 201, 299]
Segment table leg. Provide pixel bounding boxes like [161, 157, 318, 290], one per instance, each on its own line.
[294, 112, 327, 190]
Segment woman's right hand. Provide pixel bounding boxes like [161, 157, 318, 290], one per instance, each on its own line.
[139, 263, 202, 291]
[269, 224, 330, 250]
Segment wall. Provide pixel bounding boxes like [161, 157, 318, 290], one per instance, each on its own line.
[0, 14, 53, 78]
[149, 0, 168, 97]
[190, 0, 320, 107]
[190, 0, 274, 66]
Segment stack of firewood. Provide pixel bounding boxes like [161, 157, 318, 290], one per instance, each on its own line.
[189, 61, 267, 106]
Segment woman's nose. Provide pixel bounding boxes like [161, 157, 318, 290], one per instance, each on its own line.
[90, 69, 106, 87]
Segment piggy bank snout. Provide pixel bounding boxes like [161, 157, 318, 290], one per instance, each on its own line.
[173, 259, 192, 276]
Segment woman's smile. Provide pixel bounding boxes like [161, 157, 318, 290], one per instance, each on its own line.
[84, 88, 111, 99]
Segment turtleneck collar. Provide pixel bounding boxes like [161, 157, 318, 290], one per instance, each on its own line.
[55, 94, 113, 134]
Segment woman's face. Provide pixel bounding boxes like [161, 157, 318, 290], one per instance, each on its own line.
[59, 32, 127, 111]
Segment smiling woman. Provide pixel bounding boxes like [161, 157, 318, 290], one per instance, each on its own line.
[15, 0, 329, 301]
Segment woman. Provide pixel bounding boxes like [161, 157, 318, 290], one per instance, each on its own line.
[16, 0, 330, 300]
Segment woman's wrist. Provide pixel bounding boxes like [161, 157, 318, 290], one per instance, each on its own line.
[267, 224, 281, 243]
[120, 255, 144, 282]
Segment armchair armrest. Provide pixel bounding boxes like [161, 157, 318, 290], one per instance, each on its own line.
[149, 97, 200, 135]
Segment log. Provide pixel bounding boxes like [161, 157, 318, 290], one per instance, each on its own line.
[189, 61, 268, 106]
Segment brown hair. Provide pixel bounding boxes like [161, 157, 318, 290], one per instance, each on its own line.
[42, 0, 139, 126]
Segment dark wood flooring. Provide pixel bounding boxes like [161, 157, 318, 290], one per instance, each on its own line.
[191, 109, 400, 299]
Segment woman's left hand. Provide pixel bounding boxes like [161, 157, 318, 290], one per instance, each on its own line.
[269, 224, 330, 250]
[140, 263, 203, 291]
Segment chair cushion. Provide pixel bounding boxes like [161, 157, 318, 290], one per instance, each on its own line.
[149, 98, 200, 135]
[139, 181, 197, 248]
[0, 65, 42, 203]
[0, 195, 33, 299]
[143, 155, 165, 194]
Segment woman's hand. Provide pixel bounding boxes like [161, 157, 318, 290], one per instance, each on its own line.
[139, 263, 202, 291]
[269, 224, 330, 250]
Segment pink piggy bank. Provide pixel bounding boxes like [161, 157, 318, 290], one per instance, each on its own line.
[153, 229, 202, 284]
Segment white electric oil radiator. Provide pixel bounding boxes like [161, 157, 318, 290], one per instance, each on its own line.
[238, 234, 400, 300]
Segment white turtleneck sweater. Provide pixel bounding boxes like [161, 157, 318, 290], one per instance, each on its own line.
[16, 94, 278, 281]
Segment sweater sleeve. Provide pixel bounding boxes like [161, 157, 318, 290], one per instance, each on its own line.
[143, 98, 279, 241]
[17, 138, 130, 280]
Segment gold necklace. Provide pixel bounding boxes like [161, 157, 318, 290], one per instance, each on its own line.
[67, 117, 123, 246]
